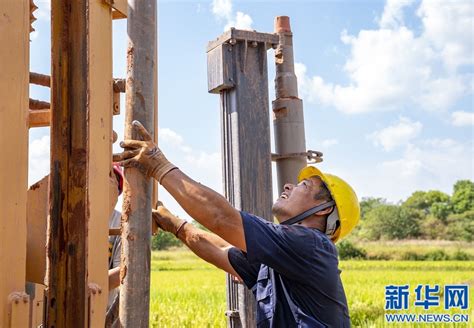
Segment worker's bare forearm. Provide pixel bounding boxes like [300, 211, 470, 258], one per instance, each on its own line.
[161, 169, 246, 251]
[177, 223, 241, 279]
[108, 266, 120, 290]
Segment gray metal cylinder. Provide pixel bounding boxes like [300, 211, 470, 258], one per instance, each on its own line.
[272, 16, 307, 194]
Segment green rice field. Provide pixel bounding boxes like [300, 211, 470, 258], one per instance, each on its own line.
[149, 247, 474, 327]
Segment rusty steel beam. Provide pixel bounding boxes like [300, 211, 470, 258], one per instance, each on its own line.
[119, 0, 156, 326]
[29, 98, 50, 110]
[207, 28, 278, 328]
[272, 16, 308, 194]
[46, 0, 89, 326]
[86, 1, 114, 325]
[29, 109, 50, 128]
[29, 73, 125, 93]
[28, 77, 123, 129]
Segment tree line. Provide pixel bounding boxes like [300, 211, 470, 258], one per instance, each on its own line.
[352, 180, 474, 241]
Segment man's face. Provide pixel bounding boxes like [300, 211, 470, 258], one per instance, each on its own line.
[272, 176, 327, 223]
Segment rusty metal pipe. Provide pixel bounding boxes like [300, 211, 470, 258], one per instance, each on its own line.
[119, 0, 156, 326]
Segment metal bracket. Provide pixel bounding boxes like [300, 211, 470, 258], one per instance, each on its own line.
[271, 150, 323, 164]
[224, 310, 240, 318]
[208, 28, 279, 52]
[104, 0, 127, 19]
[112, 78, 125, 115]
[88, 283, 103, 326]
[8, 292, 30, 327]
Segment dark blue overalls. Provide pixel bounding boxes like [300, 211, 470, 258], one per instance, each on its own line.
[228, 212, 351, 327]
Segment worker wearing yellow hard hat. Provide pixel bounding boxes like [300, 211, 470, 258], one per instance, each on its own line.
[114, 120, 359, 327]
[286, 166, 360, 243]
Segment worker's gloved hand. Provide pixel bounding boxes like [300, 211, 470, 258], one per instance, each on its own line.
[113, 121, 177, 183]
[152, 202, 187, 237]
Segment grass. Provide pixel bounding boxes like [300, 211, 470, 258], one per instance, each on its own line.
[150, 250, 226, 328]
[150, 247, 474, 327]
[353, 240, 474, 260]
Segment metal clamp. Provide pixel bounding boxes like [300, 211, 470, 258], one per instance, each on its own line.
[271, 150, 323, 164]
[225, 310, 240, 318]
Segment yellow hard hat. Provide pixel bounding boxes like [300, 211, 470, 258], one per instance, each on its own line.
[298, 166, 360, 242]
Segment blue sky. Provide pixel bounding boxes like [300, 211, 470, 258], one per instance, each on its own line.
[29, 0, 473, 220]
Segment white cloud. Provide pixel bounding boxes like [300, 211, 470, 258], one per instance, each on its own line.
[451, 111, 474, 127]
[321, 138, 339, 148]
[212, 0, 232, 19]
[378, 0, 415, 29]
[329, 138, 473, 203]
[157, 127, 222, 220]
[35, 0, 51, 21]
[159, 128, 183, 147]
[418, 1, 474, 72]
[225, 11, 253, 31]
[212, 0, 232, 20]
[29, 135, 50, 185]
[212, 0, 253, 31]
[296, 0, 472, 114]
[376, 139, 472, 201]
[368, 117, 422, 151]
[380, 150, 423, 178]
[30, 30, 40, 40]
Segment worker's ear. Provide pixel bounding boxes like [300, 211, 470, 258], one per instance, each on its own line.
[315, 206, 334, 216]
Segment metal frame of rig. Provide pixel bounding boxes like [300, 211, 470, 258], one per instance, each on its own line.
[0, 1, 321, 327]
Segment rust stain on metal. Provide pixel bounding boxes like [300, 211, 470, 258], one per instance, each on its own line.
[278, 96, 300, 100]
[126, 46, 134, 72]
[122, 190, 132, 218]
[273, 106, 288, 119]
[29, 181, 42, 190]
[275, 49, 284, 64]
[120, 265, 127, 284]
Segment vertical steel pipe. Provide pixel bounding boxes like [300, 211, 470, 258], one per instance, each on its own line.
[272, 16, 307, 194]
[119, 0, 156, 326]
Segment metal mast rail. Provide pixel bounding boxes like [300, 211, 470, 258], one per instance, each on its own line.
[47, 1, 89, 325]
[207, 28, 278, 328]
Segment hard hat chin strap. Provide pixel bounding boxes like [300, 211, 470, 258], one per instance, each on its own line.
[281, 200, 336, 226]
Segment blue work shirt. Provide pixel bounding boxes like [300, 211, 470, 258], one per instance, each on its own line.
[228, 212, 350, 327]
